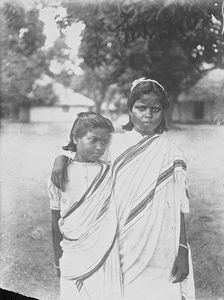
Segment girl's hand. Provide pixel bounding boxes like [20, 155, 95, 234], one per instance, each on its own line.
[172, 246, 189, 283]
[51, 155, 69, 191]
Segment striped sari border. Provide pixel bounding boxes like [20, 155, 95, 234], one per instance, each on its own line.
[75, 280, 83, 291]
[125, 159, 187, 225]
[96, 195, 111, 220]
[113, 136, 159, 180]
[125, 190, 155, 224]
[62, 163, 109, 219]
[174, 159, 187, 170]
[156, 165, 174, 186]
[73, 233, 117, 282]
[112, 135, 150, 170]
[91, 164, 110, 194]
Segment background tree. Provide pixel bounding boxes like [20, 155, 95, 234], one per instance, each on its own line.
[59, 0, 224, 112]
[31, 83, 59, 106]
[0, 2, 49, 120]
[47, 36, 74, 87]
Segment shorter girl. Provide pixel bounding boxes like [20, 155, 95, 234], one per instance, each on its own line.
[48, 112, 122, 300]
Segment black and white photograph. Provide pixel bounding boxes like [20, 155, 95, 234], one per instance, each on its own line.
[0, 0, 224, 299]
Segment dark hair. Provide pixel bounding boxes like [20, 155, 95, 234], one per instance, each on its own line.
[122, 80, 169, 133]
[63, 112, 114, 152]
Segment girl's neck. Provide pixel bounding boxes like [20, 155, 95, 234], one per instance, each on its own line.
[133, 127, 155, 137]
[73, 154, 98, 164]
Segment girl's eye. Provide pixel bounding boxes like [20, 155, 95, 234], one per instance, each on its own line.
[100, 140, 108, 146]
[136, 106, 146, 111]
[89, 138, 96, 143]
[152, 107, 161, 113]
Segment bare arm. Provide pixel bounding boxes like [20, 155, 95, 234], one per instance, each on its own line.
[51, 209, 63, 277]
[179, 212, 187, 245]
[172, 213, 189, 283]
[51, 155, 69, 191]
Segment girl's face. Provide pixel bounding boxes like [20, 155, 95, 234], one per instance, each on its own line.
[74, 127, 111, 162]
[130, 93, 164, 136]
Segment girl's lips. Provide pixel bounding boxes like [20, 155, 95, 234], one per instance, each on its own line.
[92, 152, 103, 156]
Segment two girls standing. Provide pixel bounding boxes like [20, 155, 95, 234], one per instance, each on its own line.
[48, 78, 195, 300]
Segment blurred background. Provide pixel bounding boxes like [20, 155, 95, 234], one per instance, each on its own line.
[0, 0, 224, 299]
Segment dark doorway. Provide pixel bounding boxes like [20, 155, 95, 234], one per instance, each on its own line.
[194, 102, 204, 119]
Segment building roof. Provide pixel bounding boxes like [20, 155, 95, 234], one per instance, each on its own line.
[178, 68, 224, 103]
[52, 83, 94, 107]
[34, 74, 95, 107]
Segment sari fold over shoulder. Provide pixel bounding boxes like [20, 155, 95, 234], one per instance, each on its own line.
[59, 162, 123, 299]
[112, 135, 195, 300]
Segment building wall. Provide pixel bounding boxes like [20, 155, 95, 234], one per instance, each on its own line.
[210, 97, 224, 124]
[30, 106, 92, 123]
[172, 102, 194, 123]
[204, 102, 214, 123]
[172, 101, 214, 123]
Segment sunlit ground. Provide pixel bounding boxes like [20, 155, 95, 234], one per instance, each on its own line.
[0, 119, 224, 300]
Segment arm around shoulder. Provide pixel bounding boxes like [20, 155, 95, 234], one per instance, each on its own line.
[51, 155, 70, 190]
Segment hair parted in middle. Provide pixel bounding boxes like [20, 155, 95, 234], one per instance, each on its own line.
[122, 78, 169, 133]
[63, 112, 114, 152]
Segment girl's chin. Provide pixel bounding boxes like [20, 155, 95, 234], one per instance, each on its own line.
[137, 126, 156, 135]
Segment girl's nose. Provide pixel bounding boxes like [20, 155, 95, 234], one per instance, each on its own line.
[95, 142, 102, 150]
[145, 108, 153, 118]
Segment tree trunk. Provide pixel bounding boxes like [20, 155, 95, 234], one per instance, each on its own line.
[165, 100, 174, 129]
[166, 92, 179, 129]
[95, 101, 102, 114]
[18, 107, 30, 123]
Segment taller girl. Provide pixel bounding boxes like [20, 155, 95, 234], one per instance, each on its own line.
[111, 78, 195, 300]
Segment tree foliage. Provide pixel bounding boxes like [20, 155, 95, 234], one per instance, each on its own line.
[32, 83, 59, 106]
[60, 0, 224, 110]
[0, 1, 49, 117]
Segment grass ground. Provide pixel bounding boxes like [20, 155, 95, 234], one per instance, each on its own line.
[0, 120, 224, 300]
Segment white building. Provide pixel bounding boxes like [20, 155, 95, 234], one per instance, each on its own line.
[30, 76, 95, 122]
[172, 68, 224, 124]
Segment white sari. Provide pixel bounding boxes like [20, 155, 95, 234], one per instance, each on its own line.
[111, 133, 195, 300]
[57, 162, 123, 300]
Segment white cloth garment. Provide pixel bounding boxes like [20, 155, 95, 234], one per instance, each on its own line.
[48, 161, 101, 213]
[48, 161, 123, 300]
[111, 134, 195, 300]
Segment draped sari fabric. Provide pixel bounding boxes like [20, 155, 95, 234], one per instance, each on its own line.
[59, 162, 123, 300]
[112, 134, 195, 300]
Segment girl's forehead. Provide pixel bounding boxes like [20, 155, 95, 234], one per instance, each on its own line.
[85, 127, 110, 137]
[135, 93, 162, 106]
